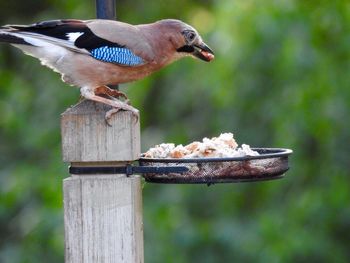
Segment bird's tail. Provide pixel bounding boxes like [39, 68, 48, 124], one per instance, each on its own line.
[0, 27, 31, 45]
[0, 26, 89, 55]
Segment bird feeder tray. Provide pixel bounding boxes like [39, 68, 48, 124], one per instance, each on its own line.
[139, 148, 292, 184]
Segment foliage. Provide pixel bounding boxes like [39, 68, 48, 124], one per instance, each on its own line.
[0, 0, 349, 262]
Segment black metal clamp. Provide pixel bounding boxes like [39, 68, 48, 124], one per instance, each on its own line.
[69, 164, 189, 176]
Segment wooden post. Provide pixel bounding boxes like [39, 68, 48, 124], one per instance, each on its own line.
[61, 99, 143, 263]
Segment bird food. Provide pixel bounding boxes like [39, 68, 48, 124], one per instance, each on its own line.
[143, 133, 259, 159]
[139, 133, 292, 184]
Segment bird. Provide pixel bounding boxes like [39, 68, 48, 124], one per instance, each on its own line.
[0, 19, 214, 123]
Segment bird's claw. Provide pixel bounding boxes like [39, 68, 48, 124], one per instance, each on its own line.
[105, 108, 120, 126]
[105, 105, 139, 126]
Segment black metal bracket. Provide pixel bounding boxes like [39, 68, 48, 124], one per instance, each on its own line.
[69, 164, 189, 175]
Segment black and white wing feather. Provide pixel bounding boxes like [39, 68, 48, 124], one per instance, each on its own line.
[0, 19, 147, 66]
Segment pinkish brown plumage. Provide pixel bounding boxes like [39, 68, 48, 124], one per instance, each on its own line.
[0, 19, 214, 122]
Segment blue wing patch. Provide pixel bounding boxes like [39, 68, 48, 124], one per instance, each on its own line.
[91, 46, 144, 66]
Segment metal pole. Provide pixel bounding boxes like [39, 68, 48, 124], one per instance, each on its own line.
[95, 0, 119, 90]
[96, 0, 116, 20]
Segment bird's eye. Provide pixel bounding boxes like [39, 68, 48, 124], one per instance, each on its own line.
[183, 30, 196, 43]
[188, 32, 195, 40]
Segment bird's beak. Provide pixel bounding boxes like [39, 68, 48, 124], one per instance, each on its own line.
[192, 42, 215, 62]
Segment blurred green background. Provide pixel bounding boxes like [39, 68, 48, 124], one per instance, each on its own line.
[0, 0, 349, 262]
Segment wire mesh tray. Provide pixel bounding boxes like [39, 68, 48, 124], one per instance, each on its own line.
[139, 148, 292, 184]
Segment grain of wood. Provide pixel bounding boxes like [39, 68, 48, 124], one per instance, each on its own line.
[62, 101, 143, 263]
[61, 99, 140, 162]
[64, 175, 144, 263]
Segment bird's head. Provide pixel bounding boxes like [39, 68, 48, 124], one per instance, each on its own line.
[156, 19, 215, 62]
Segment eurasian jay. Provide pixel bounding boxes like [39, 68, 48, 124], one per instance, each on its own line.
[0, 19, 214, 122]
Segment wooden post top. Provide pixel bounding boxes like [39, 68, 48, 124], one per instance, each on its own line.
[61, 100, 140, 163]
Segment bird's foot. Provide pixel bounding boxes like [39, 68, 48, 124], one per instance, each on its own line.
[79, 86, 137, 126]
[95, 86, 129, 103]
[105, 102, 139, 126]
